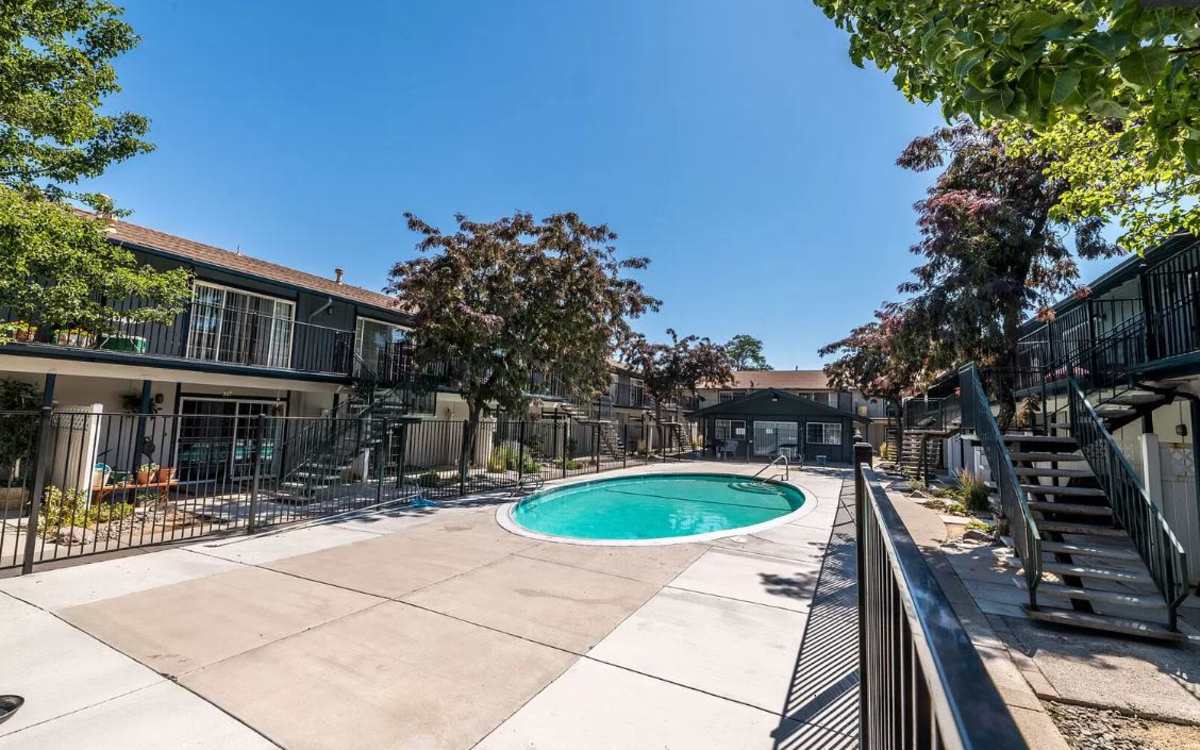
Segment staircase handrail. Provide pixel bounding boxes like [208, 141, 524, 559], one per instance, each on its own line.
[1065, 377, 1191, 625]
[959, 364, 1044, 608]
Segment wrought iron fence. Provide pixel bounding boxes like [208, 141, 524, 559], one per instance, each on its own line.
[854, 445, 1027, 749]
[0, 408, 667, 574]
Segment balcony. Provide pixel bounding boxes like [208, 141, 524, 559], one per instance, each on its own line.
[2, 297, 355, 377]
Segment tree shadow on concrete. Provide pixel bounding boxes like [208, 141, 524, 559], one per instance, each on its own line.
[770, 479, 859, 750]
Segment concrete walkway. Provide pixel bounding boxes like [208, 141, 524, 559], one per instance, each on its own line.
[0, 462, 858, 749]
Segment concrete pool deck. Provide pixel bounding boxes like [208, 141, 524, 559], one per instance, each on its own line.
[0, 461, 857, 749]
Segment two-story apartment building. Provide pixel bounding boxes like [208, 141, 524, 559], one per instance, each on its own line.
[0, 218, 429, 486]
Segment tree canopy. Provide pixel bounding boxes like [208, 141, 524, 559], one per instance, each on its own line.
[812, 0, 1200, 252]
[626, 329, 734, 420]
[387, 211, 658, 474]
[0, 1, 189, 345]
[723, 334, 770, 370]
[820, 306, 924, 410]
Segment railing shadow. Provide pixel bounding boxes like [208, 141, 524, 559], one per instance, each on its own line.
[770, 479, 859, 750]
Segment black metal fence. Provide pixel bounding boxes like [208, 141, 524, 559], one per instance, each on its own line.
[853, 444, 1027, 750]
[0, 408, 697, 573]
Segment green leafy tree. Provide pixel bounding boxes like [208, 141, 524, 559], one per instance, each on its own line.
[0, 1, 190, 344]
[813, 1, 1200, 252]
[626, 330, 734, 447]
[388, 212, 659, 478]
[723, 334, 770, 370]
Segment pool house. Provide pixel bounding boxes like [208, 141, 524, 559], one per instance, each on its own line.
[690, 387, 864, 464]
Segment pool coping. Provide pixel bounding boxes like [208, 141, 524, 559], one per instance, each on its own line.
[494, 470, 820, 547]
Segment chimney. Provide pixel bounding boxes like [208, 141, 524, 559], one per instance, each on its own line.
[334, 267, 344, 284]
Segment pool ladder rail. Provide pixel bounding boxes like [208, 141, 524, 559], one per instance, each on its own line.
[751, 455, 790, 483]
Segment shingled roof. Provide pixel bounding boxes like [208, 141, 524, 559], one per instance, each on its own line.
[105, 218, 400, 312]
[702, 370, 832, 390]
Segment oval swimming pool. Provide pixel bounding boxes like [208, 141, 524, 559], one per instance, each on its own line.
[507, 473, 806, 543]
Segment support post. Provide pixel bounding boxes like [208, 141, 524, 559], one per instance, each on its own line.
[517, 420, 526, 485]
[246, 413, 264, 534]
[21, 406, 54, 575]
[397, 419, 409, 493]
[378, 418, 387, 504]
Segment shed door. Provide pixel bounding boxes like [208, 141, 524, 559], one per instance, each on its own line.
[753, 421, 798, 459]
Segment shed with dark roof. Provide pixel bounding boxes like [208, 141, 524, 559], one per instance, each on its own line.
[691, 388, 865, 464]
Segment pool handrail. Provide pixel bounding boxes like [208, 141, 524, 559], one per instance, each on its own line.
[752, 454, 789, 482]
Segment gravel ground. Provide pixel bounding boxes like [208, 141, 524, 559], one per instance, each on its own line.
[1045, 701, 1200, 750]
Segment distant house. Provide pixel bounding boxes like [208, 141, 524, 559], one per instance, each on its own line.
[695, 369, 891, 449]
[690, 388, 866, 464]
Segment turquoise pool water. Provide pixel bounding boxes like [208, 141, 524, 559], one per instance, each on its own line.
[511, 473, 806, 541]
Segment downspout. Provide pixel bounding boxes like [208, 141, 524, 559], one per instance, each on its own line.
[308, 297, 334, 321]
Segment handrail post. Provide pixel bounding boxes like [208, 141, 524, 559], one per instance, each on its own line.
[852, 441, 872, 748]
[20, 406, 54, 575]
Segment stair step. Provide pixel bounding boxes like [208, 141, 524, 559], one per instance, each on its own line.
[1032, 582, 1164, 609]
[1040, 540, 1143, 562]
[1029, 501, 1113, 517]
[1015, 467, 1094, 479]
[1037, 520, 1126, 537]
[1094, 403, 1137, 415]
[1003, 434, 1078, 446]
[1010, 452, 1086, 462]
[1021, 484, 1106, 497]
[1040, 561, 1152, 585]
[1024, 606, 1183, 642]
[1106, 390, 1165, 405]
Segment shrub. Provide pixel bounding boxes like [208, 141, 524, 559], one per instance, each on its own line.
[487, 443, 540, 473]
[41, 486, 133, 529]
[417, 471, 441, 488]
[953, 469, 991, 513]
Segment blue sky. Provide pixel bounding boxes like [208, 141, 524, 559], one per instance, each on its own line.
[88, 1, 1119, 369]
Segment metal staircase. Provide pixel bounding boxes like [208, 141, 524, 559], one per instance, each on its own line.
[275, 349, 436, 501]
[962, 364, 1191, 640]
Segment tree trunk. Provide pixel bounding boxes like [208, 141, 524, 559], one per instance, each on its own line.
[996, 303, 1022, 432]
[459, 400, 481, 483]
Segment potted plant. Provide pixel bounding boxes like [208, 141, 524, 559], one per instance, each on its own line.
[155, 465, 175, 483]
[54, 327, 96, 348]
[136, 463, 158, 485]
[6, 321, 37, 343]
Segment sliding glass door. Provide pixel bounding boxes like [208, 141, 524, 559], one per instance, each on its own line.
[354, 317, 409, 376]
[187, 282, 295, 368]
[176, 398, 284, 483]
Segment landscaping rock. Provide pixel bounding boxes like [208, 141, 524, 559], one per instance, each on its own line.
[1044, 701, 1200, 750]
[52, 527, 93, 546]
[961, 528, 993, 544]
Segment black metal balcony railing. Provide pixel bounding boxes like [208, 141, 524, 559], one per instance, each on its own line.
[854, 446, 1027, 749]
[3, 298, 356, 376]
[610, 382, 647, 409]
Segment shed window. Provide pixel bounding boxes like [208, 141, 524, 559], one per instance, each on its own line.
[718, 390, 735, 403]
[806, 422, 842, 446]
[715, 419, 731, 440]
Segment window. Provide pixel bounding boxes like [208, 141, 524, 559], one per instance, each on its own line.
[186, 282, 295, 368]
[806, 421, 843, 446]
[718, 390, 735, 403]
[715, 419, 731, 440]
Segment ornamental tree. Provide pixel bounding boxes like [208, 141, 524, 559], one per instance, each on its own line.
[0, 1, 190, 344]
[723, 334, 770, 370]
[894, 123, 1118, 427]
[387, 211, 658, 478]
[625, 329, 734, 446]
[819, 306, 927, 428]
